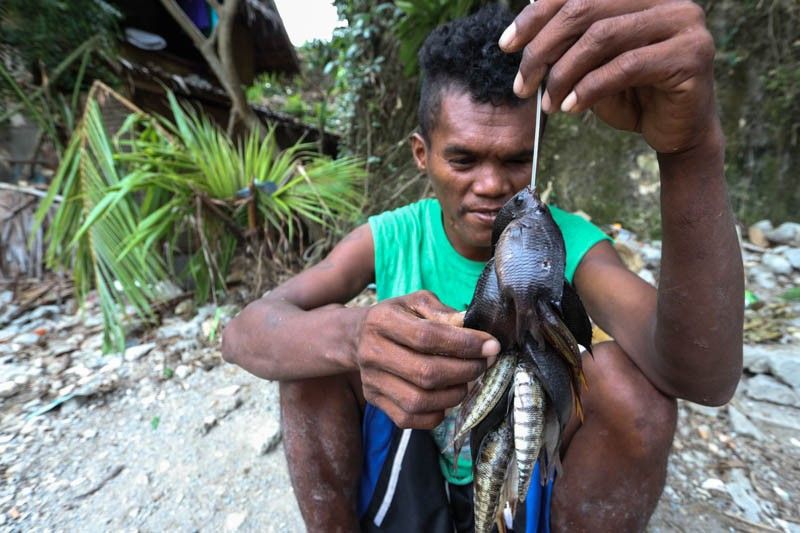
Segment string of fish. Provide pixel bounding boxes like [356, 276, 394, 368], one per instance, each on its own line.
[453, 184, 593, 533]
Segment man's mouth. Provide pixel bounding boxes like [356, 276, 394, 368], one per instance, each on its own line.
[468, 208, 501, 226]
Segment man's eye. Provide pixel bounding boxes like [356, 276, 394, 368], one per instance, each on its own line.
[450, 159, 474, 167]
[507, 158, 532, 166]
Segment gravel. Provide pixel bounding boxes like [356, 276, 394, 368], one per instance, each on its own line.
[2, 222, 799, 531]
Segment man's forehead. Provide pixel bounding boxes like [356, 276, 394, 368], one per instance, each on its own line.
[431, 90, 537, 151]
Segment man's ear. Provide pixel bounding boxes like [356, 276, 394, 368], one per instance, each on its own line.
[410, 132, 428, 172]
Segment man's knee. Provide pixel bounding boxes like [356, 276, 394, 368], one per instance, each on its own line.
[584, 341, 677, 462]
[279, 376, 331, 408]
[279, 374, 363, 468]
[279, 373, 364, 421]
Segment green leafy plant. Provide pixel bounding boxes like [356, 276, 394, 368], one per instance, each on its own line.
[780, 287, 800, 302]
[36, 85, 366, 352]
[0, 0, 120, 94]
[394, 0, 477, 75]
[34, 94, 170, 351]
[0, 35, 110, 154]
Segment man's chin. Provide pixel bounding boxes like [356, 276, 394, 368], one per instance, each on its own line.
[464, 222, 493, 248]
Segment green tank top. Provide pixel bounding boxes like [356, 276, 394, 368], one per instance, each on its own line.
[368, 197, 611, 484]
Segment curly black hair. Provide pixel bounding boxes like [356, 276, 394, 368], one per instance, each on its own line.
[417, 3, 525, 140]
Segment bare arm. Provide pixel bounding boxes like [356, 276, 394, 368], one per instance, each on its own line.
[221, 224, 376, 380]
[222, 223, 501, 428]
[504, 0, 743, 405]
[654, 134, 743, 405]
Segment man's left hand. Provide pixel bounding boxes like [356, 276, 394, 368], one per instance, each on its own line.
[499, 0, 718, 155]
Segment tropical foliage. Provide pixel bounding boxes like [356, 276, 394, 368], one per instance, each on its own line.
[324, 0, 800, 231]
[0, 35, 110, 154]
[0, 0, 120, 97]
[394, 0, 477, 75]
[36, 86, 366, 351]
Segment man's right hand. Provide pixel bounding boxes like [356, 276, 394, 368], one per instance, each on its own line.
[354, 290, 501, 429]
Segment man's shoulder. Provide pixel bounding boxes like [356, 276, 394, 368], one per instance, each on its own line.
[549, 204, 606, 237]
[368, 198, 439, 237]
[369, 198, 441, 301]
[369, 197, 438, 223]
[548, 203, 613, 283]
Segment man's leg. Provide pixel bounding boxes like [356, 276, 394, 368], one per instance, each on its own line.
[280, 373, 365, 532]
[552, 341, 678, 531]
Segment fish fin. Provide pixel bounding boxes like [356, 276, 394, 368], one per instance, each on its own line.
[537, 299, 590, 397]
[536, 300, 583, 369]
[537, 299, 580, 359]
[504, 455, 520, 512]
[451, 378, 485, 456]
[458, 356, 516, 454]
[515, 302, 535, 347]
[539, 401, 563, 485]
[470, 378, 514, 465]
[573, 385, 585, 423]
[570, 368, 586, 424]
[496, 513, 508, 533]
[452, 434, 467, 466]
[560, 280, 594, 357]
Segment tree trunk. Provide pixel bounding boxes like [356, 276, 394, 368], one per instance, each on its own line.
[159, 0, 263, 135]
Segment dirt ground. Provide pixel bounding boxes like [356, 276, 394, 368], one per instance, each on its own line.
[2, 237, 800, 533]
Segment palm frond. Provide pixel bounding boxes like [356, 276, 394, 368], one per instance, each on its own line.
[36, 89, 366, 351]
[35, 100, 169, 351]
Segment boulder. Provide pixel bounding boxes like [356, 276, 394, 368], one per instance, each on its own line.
[762, 252, 793, 275]
[748, 220, 772, 247]
[785, 247, 800, 270]
[744, 374, 800, 407]
[748, 265, 777, 290]
[766, 222, 800, 245]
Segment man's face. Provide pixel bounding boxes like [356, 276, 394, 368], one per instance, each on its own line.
[411, 89, 536, 261]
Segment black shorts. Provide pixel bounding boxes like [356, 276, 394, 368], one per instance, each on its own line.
[358, 406, 553, 532]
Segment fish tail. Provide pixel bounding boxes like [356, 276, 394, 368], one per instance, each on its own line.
[503, 454, 519, 517]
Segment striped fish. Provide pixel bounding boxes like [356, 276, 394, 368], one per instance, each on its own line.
[452, 353, 516, 457]
[513, 361, 545, 501]
[474, 418, 514, 533]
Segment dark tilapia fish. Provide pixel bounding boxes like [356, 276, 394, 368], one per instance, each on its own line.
[455, 187, 593, 532]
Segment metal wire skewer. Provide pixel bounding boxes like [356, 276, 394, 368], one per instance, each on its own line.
[529, 0, 542, 191]
[531, 84, 543, 191]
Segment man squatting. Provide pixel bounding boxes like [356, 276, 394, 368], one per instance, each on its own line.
[223, 2, 744, 531]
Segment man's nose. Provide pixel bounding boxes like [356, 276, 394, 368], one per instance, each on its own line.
[472, 165, 508, 197]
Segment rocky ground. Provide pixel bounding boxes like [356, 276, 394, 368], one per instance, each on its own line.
[1, 221, 799, 532]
